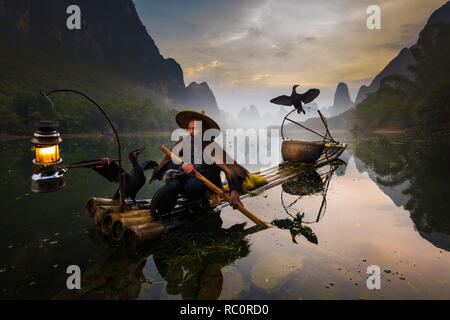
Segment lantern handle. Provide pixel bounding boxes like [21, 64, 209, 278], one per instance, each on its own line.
[40, 90, 55, 107]
[40, 89, 126, 211]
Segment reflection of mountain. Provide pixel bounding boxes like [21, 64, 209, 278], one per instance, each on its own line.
[354, 136, 450, 251]
[353, 156, 411, 207]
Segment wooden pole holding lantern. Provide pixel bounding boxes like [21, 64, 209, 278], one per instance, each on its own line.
[160, 145, 270, 228]
[42, 89, 126, 211]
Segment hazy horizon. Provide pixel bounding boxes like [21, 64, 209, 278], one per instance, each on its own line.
[134, 0, 447, 118]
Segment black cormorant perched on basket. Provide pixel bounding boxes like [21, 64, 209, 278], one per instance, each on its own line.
[270, 85, 320, 114]
[71, 147, 158, 202]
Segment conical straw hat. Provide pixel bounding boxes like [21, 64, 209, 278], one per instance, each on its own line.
[175, 110, 220, 132]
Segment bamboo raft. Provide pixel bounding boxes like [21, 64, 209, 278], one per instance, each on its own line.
[85, 142, 346, 250]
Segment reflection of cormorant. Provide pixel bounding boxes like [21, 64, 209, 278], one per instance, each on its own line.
[272, 213, 318, 244]
[273, 160, 346, 244]
[270, 85, 320, 114]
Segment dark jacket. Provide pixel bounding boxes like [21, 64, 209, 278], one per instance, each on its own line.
[150, 140, 248, 193]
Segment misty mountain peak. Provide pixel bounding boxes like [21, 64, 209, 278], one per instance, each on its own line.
[332, 82, 353, 111]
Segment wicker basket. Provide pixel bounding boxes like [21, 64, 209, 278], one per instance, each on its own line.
[281, 140, 325, 164]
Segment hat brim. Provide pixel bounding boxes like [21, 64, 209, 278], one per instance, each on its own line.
[175, 110, 221, 132]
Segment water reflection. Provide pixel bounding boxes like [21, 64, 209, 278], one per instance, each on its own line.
[1, 133, 449, 299]
[0, 136, 170, 299]
[354, 136, 450, 251]
[151, 215, 265, 299]
[272, 160, 345, 245]
[54, 214, 266, 299]
[55, 247, 148, 299]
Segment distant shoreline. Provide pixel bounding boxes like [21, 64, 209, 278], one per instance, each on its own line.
[2, 124, 448, 141]
[0, 131, 171, 141]
[352, 123, 450, 137]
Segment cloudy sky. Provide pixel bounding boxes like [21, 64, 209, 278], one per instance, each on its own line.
[134, 0, 446, 116]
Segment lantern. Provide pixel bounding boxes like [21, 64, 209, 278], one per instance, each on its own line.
[30, 120, 65, 193]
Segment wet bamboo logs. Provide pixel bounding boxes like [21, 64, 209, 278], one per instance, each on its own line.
[100, 209, 151, 235]
[85, 197, 120, 216]
[111, 215, 155, 241]
[93, 206, 118, 227]
[124, 222, 169, 251]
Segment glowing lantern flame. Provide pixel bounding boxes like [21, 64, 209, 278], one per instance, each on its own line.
[35, 145, 60, 165]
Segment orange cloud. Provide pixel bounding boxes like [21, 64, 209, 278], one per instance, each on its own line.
[185, 60, 224, 77]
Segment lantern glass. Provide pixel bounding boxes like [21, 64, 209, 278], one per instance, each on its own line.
[35, 144, 60, 165]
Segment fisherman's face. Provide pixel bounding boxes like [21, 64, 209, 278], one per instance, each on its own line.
[187, 120, 203, 138]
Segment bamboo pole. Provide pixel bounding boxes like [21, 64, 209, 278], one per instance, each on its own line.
[234, 146, 347, 205]
[252, 165, 279, 176]
[111, 215, 155, 240]
[160, 145, 270, 228]
[262, 167, 292, 180]
[223, 169, 308, 207]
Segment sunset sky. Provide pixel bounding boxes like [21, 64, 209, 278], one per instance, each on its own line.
[134, 0, 446, 116]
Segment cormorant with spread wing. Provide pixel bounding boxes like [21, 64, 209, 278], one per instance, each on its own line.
[71, 148, 157, 202]
[270, 85, 320, 114]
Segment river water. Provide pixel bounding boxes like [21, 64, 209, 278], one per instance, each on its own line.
[0, 132, 449, 299]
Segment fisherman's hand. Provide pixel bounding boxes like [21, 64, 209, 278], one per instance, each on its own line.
[229, 190, 242, 210]
[97, 157, 111, 167]
[181, 163, 196, 176]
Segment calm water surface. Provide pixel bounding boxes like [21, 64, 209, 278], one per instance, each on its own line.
[0, 132, 449, 299]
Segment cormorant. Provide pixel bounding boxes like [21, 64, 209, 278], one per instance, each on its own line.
[270, 85, 320, 114]
[112, 148, 158, 202]
[71, 148, 158, 202]
[162, 169, 185, 183]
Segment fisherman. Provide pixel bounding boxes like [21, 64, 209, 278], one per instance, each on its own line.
[149, 110, 249, 215]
